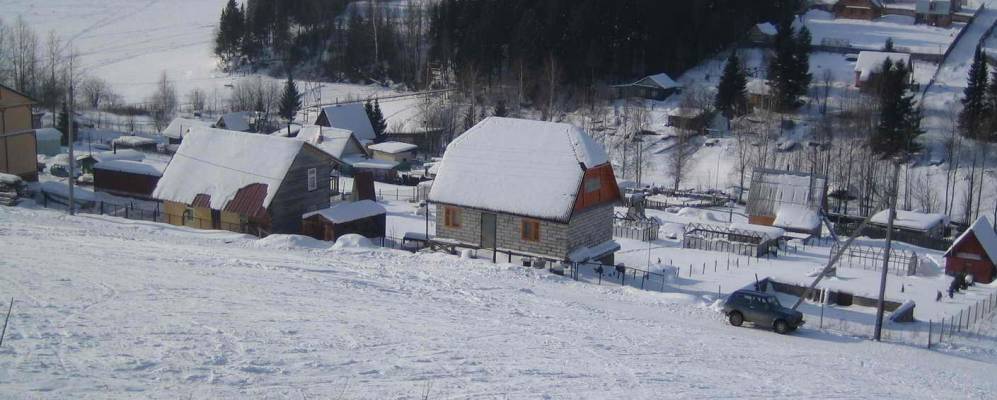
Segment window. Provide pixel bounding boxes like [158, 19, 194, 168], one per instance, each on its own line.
[307, 168, 318, 192]
[183, 209, 194, 224]
[521, 219, 540, 242]
[584, 177, 602, 193]
[444, 207, 461, 228]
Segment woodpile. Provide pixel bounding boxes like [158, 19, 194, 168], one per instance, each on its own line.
[0, 173, 26, 206]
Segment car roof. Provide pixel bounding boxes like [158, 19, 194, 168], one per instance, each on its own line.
[732, 289, 773, 297]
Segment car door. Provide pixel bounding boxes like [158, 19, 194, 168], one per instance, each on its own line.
[742, 295, 763, 324]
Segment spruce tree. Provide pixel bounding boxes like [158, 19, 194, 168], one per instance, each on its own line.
[986, 69, 997, 142]
[214, 0, 244, 65]
[278, 74, 302, 135]
[883, 37, 895, 52]
[959, 45, 988, 139]
[716, 52, 747, 116]
[494, 100, 508, 117]
[870, 60, 922, 159]
[371, 100, 388, 142]
[768, 20, 811, 111]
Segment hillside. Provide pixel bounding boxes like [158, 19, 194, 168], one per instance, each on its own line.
[2, 205, 997, 398]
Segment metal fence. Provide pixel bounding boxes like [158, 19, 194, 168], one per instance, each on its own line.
[40, 191, 165, 223]
[613, 218, 660, 242]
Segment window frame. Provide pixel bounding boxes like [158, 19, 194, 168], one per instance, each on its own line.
[521, 219, 541, 242]
[307, 167, 318, 192]
[444, 206, 461, 228]
[584, 176, 602, 193]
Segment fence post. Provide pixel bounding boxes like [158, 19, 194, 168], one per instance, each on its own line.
[125, 206, 129, 219]
[928, 320, 932, 349]
[939, 318, 944, 342]
[958, 311, 963, 333]
[689, 264, 692, 277]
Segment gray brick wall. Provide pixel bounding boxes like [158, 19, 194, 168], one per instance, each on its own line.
[435, 202, 614, 260]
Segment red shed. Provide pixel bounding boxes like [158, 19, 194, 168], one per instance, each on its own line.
[93, 160, 165, 199]
[944, 216, 997, 283]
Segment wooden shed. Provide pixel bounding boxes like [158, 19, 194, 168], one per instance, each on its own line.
[93, 160, 165, 199]
[944, 216, 997, 283]
[832, 0, 884, 20]
[302, 200, 386, 241]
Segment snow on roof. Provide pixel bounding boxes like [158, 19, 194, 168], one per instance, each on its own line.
[567, 240, 622, 262]
[870, 209, 947, 231]
[773, 205, 821, 231]
[730, 223, 786, 241]
[916, 0, 952, 15]
[292, 125, 362, 159]
[746, 79, 771, 95]
[855, 51, 911, 81]
[318, 103, 376, 142]
[93, 160, 165, 176]
[34, 128, 62, 141]
[303, 200, 386, 223]
[112, 135, 158, 147]
[216, 111, 253, 132]
[369, 141, 417, 154]
[163, 117, 213, 139]
[270, 124, 303, 137]
[153, 127, 307, 210]
[946, 216, 997, 262]
[344, 155, 399, 170]
[0, 172, 22, 185]
[429, 117, 609, 222]
[80, 149, 146, 163]
[646, 73, 680, 90]
[755, 22, 778, 36]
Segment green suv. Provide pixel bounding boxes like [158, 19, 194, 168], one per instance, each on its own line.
[723, 290, 805, 334]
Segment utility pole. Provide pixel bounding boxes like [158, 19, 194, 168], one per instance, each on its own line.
[67, 54, 76, 216]
[874, 161, 901, 341]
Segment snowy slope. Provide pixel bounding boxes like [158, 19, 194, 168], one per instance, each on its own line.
[2, 205, 997, 398]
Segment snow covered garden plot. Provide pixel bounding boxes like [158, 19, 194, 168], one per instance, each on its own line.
[5, 202, 997, 398]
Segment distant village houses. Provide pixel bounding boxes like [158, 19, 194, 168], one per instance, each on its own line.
[429, 117, 621, 264]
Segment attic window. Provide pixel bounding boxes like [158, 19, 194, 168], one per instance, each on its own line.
[521, 219, 540, 242]
[585, 177, 602, 193]
[307, 168, 318, 192]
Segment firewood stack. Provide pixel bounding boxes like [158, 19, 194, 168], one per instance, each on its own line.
[0, 173, 26, 206]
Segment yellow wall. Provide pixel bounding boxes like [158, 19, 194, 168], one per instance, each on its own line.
[1, 87, 34, 134]
[163, 201, 214, 230]
[0, 131, 37, 180]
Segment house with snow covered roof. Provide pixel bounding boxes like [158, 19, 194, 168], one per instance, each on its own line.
[854, 51, 913, 89]
[153, 127, 337, 236]
[915, 0, 961, 27]
[214, 111, 254, 132]
[163, 117, 213, 144]
[832, 0, 884, 20]
[369, 141, 418, 164]
[302, 200, 386, 242]
[944, 216, 997, 283]
[314, 103, 377, 143]
[93, 160, 166, 199]
[869, 209, 948, 240]
[612, 73, 682, 101]
[429, 117, 621, 264]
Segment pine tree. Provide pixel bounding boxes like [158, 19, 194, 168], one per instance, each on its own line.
[715, 52, 747, 116]
[959, 45, 989, 139]
[278, 74, 302, 135]
[768, 19, 811, 111]
[494, 99, 508, 117]
[883, 37, 895, 52]
[214, 0, 245, 65]
[986, 69, 997, 142]
[870, 60, 922, 159]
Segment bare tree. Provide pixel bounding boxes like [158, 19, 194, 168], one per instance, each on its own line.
[147, 71, 178, 132]
[668, 130, 698, 191]
[186, 88, 207, 113]
[541, 53, 562, 121]
[11, 16, 39, 95]
[0, 18, 9, 85]
[80, 76, 111, 110]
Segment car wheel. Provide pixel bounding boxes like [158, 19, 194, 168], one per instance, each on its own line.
[774, 320, 790, 334]
[728, 311, 744, 327]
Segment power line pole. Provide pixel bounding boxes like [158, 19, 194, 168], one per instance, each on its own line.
[874, 161, 901, 341]
[67, 53, 76, 216]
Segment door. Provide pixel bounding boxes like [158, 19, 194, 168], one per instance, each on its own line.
[481, 213, 497, 250]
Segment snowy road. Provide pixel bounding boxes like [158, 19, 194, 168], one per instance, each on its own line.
[1, 205, 997, 398]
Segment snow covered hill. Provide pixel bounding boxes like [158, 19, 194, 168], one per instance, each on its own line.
[2, 205, 997, 398]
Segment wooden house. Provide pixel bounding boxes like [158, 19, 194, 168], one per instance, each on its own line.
[153, 127, 336, 236]
[302, 200, 386, 241]
[748, 23, 778, 46]
[667, 108, 708, 132]
[93, 160, 165, 199]
[944, 216, 997, 283]
[612, 73, 682, 101]
[832, 0, 884, 20]
[1, 84, 39, 181]
[429, 117, 621, 264]
[915, 0, 961, 27]
[315, 103, 377, 144]
[854, 51, 913, 89]
[368, 141, 418, 164]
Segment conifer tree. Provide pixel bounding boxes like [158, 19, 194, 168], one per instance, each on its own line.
[371, 99, 388, 142]
[870, 60, 922, 159]
[959, 45, 989, 139]
[278, 74, 302, 135]
[768, 20, 811, 111]
[883, 37, 895, 52]
[715, 52, 748, 116]
[214, 0, 245, 65]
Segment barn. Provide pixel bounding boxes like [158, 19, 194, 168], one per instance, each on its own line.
[944, 216, 997, 283]
[93, 160, 165, 199]
[302, 200, 387, 242]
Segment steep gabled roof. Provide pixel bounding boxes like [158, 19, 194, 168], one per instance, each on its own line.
[428, 117, 610, 222]
[293, 125, 367, 160]
[946, 216, 997, 262]
[216, 112, 253, 132]
[316, 103, 376, 142]
[153, 127, 328, 211]
[164, 117, 213, 139]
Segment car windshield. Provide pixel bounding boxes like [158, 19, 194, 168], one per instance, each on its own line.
[766, 296, 781, 307]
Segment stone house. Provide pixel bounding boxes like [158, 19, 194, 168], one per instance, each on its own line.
[429, 117, 621, 264]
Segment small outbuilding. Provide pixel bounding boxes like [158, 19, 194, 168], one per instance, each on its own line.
[163, 117, 213, 144]
[34, 128, 63, 156]
[302, 200, 387, 242]
[869, 209, 948, 240]
[832, 0, 884, 20]
[748, 23, 778, 46]
[93, 160, 165, 199]
[368, 141, 418, 164]
[944, 216, 997, 283]
[612, 73, 682, 101]
[772, 204, 822, 238]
